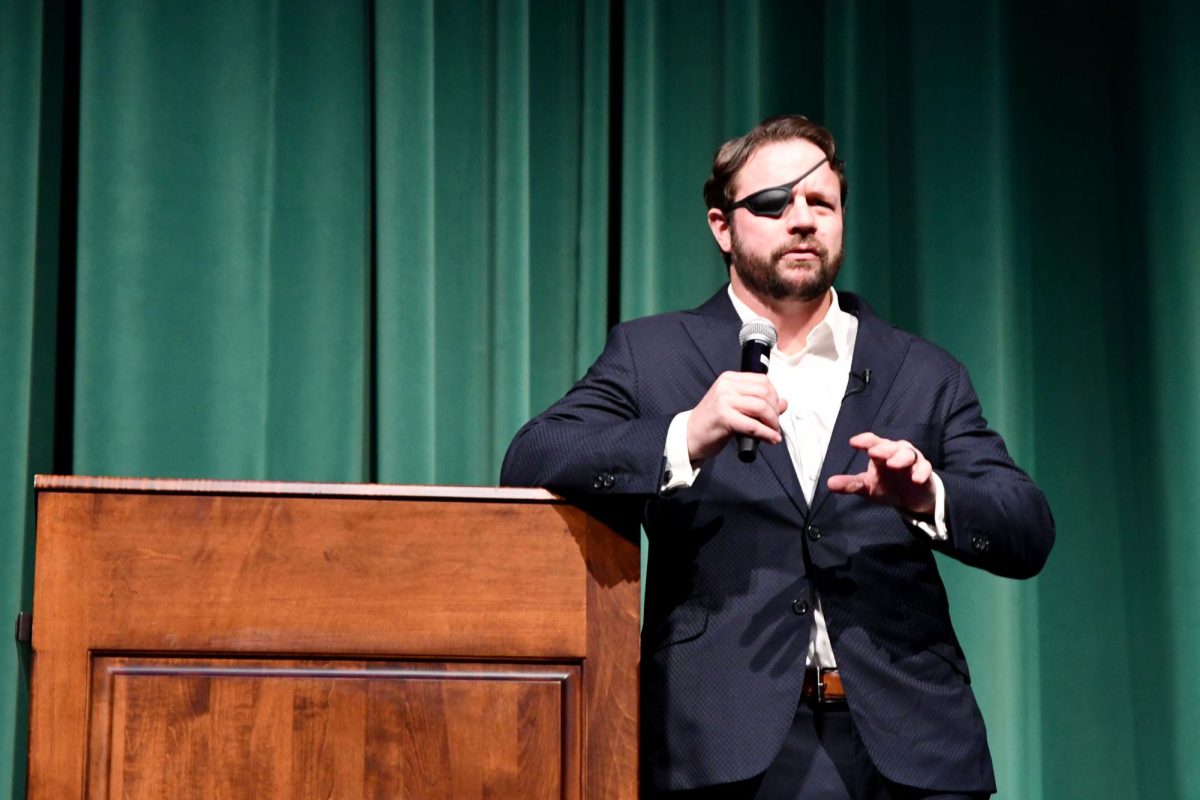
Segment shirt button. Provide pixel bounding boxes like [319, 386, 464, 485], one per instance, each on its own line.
[792, 598, 809, 615]
[806, 525, 821, 542]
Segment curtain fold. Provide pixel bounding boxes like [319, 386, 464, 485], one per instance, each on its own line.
[620, 1, 826, 320]
[1003, 2, 1169, 796]
[73, 0, 370, 481]
[1136, 3, 1200, 796]
[373, 0, 609, 485]
[824, 3, 1048, 792]
[1, 1, 63, 794]
[3, 2, 1198, 797]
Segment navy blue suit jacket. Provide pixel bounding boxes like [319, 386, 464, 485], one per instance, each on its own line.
[500, 287, 1054, 793]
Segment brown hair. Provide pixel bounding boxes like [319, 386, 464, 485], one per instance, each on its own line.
[703, 114, 848, 212]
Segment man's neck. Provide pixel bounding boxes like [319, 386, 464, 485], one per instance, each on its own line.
[728, 275, 832, 355]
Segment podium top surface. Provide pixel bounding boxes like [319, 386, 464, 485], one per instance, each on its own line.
[34, 474, 559, 503]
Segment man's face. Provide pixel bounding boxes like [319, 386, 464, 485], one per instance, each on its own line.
[710, 138, 845, 303]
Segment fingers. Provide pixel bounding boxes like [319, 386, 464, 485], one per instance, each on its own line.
[884, 443, 919, 469]
[828, 433, 936, 514]
[875, 439, 929, 484]
[713, 373, 784, 438]
[853, 435, 926, 473]
[729, 392, 784, 437]
[826, 473, 866, 495]
[847, 431, 881, 449]
[687, 372, 787, 461]
[910, 456, 933, 483]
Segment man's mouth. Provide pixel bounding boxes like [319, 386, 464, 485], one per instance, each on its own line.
[780, 246, 822, 261]
[776, 239, 825, 261]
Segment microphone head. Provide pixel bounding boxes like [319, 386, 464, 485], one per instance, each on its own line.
[738, 317, 778, 348]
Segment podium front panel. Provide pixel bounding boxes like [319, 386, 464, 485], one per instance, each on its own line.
[28, 478, 638, 799]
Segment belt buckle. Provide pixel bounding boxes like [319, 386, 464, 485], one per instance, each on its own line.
[814, 666, 830, 704]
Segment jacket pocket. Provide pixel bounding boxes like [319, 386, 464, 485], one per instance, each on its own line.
[645, 594, 711, 651]
[899, 599, 971, 681]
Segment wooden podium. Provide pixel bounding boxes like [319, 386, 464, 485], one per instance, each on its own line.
[28, 476, 639, 799]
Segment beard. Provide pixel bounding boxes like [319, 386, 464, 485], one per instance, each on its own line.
[730, 226, 844, 303]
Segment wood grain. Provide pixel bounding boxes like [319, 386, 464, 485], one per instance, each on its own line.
[28, 479, 639, 798]
[36, 491, 587, 657]
[89, 658, 574, 799]
[582, 512, 640, 798]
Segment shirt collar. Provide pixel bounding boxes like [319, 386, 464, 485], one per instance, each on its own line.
[726, 285, 853, 361]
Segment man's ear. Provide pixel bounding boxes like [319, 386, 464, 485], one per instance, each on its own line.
[707, 208, 732, 256]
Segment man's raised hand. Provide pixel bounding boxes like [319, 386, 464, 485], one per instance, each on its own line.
[826, 432, 936, 516]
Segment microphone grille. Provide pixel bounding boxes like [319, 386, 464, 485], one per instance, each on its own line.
[738, 317, 778, 348]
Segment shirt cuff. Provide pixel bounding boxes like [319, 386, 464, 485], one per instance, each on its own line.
[904, 471, 949, 541]
[660, 410, 701, 494]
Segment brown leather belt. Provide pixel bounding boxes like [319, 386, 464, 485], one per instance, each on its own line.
[801, 668, 847, 704]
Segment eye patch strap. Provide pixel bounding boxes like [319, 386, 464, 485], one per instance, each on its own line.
[729, 156, 830, 216]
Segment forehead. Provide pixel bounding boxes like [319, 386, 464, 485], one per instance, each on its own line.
[734, 138, 837, 197]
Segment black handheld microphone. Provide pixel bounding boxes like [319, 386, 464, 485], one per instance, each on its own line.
[737, 318, 778, 463]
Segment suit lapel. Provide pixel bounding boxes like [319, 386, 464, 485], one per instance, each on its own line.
[680, 288, 741, 378]
[681, 287, 810, 518]
[808, 292, 910, 520]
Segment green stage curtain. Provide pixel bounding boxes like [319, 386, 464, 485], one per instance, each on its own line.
[74, 0, 372, 481]
[373, 0, 611, 485]
[1, 1, 62, 792]
[2, 1, 1197, 797]
[72, 0, 608, 485]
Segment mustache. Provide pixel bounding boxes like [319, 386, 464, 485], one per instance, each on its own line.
[771, 237, 828, 261]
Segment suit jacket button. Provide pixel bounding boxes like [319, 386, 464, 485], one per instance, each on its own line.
[972, 534, 990, 552]
[592, 475, 604, 490]
[602, 472, 615, 488]
[791, 599, 809, 615]
[806, 525, 821, 542]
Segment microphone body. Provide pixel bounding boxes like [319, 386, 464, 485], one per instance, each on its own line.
[736, 318, 778, 463]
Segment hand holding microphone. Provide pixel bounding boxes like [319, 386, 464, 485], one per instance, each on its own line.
[685, 318, 784, 464]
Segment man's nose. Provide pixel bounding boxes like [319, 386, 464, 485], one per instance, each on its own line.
[784, 192, 816, 233]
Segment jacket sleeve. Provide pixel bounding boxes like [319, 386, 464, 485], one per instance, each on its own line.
[932, 363, 1056, 579]
[500, 323, 676, 499]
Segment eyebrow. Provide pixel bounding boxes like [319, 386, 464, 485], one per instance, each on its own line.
[732, 156, 830, 204]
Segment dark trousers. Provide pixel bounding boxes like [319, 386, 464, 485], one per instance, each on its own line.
[646, 702, 990, 800]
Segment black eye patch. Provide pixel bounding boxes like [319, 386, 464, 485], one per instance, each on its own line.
[728, 156, 829, 218]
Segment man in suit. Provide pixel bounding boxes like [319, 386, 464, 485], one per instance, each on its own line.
[500, 115, 1054, 799]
